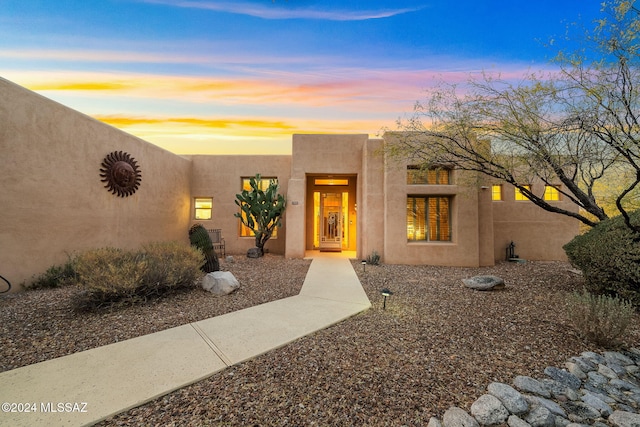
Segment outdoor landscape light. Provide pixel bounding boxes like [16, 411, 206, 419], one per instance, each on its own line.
[381, 288, 393, 310]
[361, 259, 367, 272]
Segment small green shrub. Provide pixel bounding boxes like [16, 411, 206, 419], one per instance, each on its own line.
[564, 209, 640, 306]
[74, 242, 204, 309]
[567, 289, 635, 347]
[367, 250, 381, 265]
[28, 259, 77, 289]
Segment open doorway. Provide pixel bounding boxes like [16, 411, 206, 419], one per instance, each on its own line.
[306, 175, 357, 252]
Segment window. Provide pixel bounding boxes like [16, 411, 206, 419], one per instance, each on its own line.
[407, 196, 451, 242]
[544, 185, 560, 201]
[515, 185, 531, 201]
[407, 165, 450, 185]
[242, 176, 276, 192]
[239, 177, 279, 238]
[314, 178, 349, 186]
[491, 185, 502, 201]
[194, 198, 212, 220]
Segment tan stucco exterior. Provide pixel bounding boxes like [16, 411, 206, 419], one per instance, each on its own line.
[187, 154, 291, 255]
[1, 78, 192, 290]
[0, 78, 579, 291]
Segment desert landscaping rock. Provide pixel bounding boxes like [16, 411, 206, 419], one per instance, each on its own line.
[567, 362, 588, 380]
[508, 414, 531, 427]
[443, 406, 480, 427]
[427, 349, 640, 427]
[514, 376, 552, 398]
[540, 378, 579, 400]
[201, 271, 240, 295]
[608, 410, 640, 427]
[488, 382, 529, 415]
[462, 275, 505, 291]
[599, 364, 620, 380]
[470, 394, 510, 425]
[527, 395, 567, 418]
[581, 392, 614, 417]
[545, 366, 582, 390]
[246, 247, 262, 258]
[524, 405, 555, 426]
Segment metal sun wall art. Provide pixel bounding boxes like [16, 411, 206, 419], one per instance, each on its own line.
[100, 151, 142, 197]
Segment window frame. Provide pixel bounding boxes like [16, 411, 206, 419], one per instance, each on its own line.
[491, 184, 503, 201]
[407, 165, 451, 185]
[406, 195, 452, 242]
[543, 185, 561, 201]
[514, 185, 531, 201]
[194, 197, 213, 220]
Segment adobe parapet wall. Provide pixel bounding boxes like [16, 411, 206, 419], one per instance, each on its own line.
[0, 78, 192, 290]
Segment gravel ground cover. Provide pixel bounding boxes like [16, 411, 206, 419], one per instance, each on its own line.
[2, 257, 639, 426]
[0, 255, 310, 372]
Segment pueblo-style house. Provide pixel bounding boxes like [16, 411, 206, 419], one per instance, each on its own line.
[0, 77, 578, 290]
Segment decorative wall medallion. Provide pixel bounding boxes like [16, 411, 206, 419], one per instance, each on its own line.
[100, 151, 142, 197]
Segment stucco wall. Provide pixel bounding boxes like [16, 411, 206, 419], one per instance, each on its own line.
[492, 183, 578, 261]
[188, 155, 291, 255]
[383, 156, 485, 267]
[286, 134, 369, 258]
[360, 138, 385, 261]
[0, 78, 192, 290]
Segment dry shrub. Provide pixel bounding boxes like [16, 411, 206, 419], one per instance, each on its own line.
[74, 242, 204, 309]
[567, 289, 635, 347]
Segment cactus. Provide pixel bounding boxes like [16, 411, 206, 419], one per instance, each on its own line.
[188, 223, 220, 273]
[234, 174, 286, 257]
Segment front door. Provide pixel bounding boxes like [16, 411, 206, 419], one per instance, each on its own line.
[319, 192, 342, 252]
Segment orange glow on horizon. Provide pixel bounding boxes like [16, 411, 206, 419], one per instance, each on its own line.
[93, 114, 392, 155]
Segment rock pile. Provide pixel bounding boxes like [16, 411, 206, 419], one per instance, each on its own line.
[428, 349, 640, 427]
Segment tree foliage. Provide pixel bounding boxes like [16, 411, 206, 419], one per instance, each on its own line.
[391, 0, 640, 232]
[234, 174, 286, 256]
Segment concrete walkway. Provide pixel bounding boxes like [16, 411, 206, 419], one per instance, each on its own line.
[0, 253, 370, 427]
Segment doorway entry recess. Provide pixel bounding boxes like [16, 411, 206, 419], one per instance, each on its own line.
[307, 175, 356, 253]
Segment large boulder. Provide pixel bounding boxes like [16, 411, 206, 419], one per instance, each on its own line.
[463, 275, 505, 291]
[202, 271, 240, 296]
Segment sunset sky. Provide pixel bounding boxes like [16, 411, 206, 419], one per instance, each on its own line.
[1, 1, 602, 154]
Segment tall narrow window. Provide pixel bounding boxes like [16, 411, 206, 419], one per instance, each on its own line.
[194, 197, 212, 220]
[515, 185, 531, 201]
[491, 185, 503, 201]
[407, 196, 451, 241]
[407, 166, 451, 185]
[239, 177, 279, 237]
[544, 185, 560, 201]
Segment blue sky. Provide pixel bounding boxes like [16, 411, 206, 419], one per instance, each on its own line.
[0, 1, 603, 154]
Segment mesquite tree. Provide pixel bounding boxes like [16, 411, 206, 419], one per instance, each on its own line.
[234, 174, 286, 256]
[391, 0, 640, 232]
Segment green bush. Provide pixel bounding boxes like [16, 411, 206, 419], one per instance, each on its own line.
[563, 209, 640, 306]
[74, 242, 204, 309]
[567, 289, 635, 347]
[28, 258, 77, 289]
